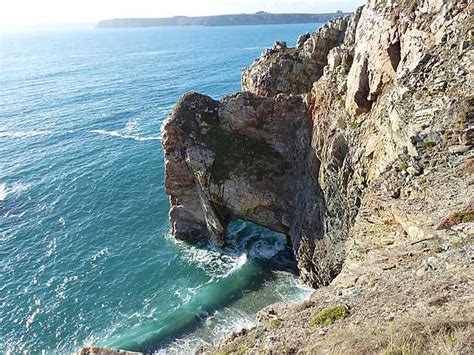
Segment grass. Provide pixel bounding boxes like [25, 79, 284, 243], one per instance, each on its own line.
[316, 320, 473, 355]
[404, 0, 418, 13]
[432, 243, 444, 254]
[310, 304, 350, 326]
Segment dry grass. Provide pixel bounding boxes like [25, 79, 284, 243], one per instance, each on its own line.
[319, 320, 473, 355]
[294, 299, 316, 312]
[437, 208, 474, 230]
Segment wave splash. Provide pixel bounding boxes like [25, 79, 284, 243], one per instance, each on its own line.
[100, 222, 309, 353]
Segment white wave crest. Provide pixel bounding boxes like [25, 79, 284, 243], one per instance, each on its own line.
[0, 182, 30, 202]
[0, 130, 52, 138]
[177, 242, 239, 277]
[222, 254, 247, 277]
[90, 129, 161, 142]
[0, 183, 6, 202]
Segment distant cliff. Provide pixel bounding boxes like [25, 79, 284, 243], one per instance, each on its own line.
[97, 12, 349, 28]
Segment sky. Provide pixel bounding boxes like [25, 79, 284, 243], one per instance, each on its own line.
[0, 0, 365, 27]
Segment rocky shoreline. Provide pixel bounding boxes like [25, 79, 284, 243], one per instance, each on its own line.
[162, 0, 473, 352]
[83, 0, 473, 353]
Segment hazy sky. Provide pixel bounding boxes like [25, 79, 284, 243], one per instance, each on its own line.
[1, 0, 365, 26]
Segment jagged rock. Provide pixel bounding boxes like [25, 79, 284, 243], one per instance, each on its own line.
[162, 0, 472, 293]
[272, 41, 287, 50]
[163, 91, 346, 286]
[241, 14, 353, 97]
[448, 145, 471, 155]
[296, 32, 310, 48]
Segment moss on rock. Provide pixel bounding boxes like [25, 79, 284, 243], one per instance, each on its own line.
[310, 304, 350, 326]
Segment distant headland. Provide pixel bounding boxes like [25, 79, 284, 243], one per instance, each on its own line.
[97, 11, 349, 28]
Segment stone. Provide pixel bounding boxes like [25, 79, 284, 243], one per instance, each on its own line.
[415, 108, 439, 118]
[296, 32, 310, 48]
[459, 40, 469, 55]
[163, 91, 345, 287]
[162, 0, 471, 296]
[448, 145, 470, 155]
[272, 41, 287, 50]
[241, 14, 355, 96]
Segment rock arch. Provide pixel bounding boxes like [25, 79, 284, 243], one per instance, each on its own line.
[162, 91, 348, 287]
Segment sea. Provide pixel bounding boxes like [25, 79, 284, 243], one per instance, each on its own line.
[0, 23, 321, 353]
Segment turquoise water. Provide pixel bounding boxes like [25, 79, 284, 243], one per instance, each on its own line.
[0, 24, 319, 353]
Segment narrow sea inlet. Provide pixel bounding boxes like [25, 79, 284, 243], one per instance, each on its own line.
[0, 24, 318, 353]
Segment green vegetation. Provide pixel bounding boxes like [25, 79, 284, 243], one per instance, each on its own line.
[271, 317, 284, 328]
[310, 304, 350, 326]
[447, 332, 457, 349]
[399, 162, 408, 171]
[206, 126, 288, 183]
[201, 110, 219, 126]
[180, 103, 289, 184]
[349, 121, 362, 129]
[404, 0, 418, 13]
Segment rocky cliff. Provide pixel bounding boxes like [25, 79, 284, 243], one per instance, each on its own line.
[162, 0, 473, 352]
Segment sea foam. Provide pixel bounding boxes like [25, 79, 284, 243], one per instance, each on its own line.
[0, 182, 30, 202]
[0, 130, 53, 138]
[0, 183, 6, 202]
[90, 129, 161, 142]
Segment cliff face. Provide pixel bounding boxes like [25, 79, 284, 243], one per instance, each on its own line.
[162, 0, 472, 292]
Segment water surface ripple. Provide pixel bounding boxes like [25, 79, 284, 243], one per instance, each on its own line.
[0, 24, 320, 353]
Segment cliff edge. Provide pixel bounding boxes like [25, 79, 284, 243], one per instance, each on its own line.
[162, 0, 473, 352]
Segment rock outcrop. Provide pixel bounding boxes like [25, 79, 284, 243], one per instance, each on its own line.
[163, 0, 473, 295]
[162, 92, 339, 285]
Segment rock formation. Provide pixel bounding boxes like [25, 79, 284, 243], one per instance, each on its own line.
[162, 0, 472, 292]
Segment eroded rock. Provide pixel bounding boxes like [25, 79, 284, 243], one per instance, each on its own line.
[162, 0, 472, 290]
[162, 91, 347, 286]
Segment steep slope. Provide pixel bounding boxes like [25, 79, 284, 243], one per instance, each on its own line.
[162, 0, 473, 352]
